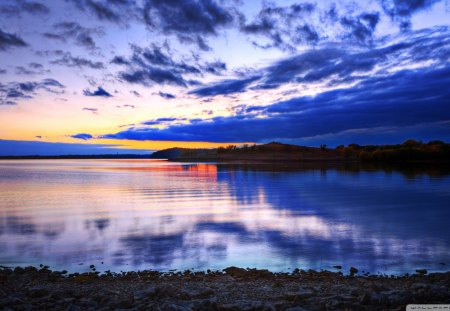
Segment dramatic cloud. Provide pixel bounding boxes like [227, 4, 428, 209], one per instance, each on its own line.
[240, 2, 320, 51]
[0, 79, 65, 105]
[116, 45, 191, 86]
[240, 2, 383, 51]
[103, 65, 450, 143]
[66, 0, 138, 24]
[50, 52, 105, 69]
[43, 21, 104, 49]
[83, 86, 112, 97]
[114, 44, 225, 87]
[70, 133, 93, 140]
[0, 0, 50, 17]
[120, 67, 188, 87]
[1, 0, 449, 149]
[189, 76, 260, 96]
[204, 60, 227, 75]
[190, 26, 450, 96]
[0, 28, 27, 51]
[340, 12, 380, 45]
[143, 0, 236, 50]
[379, 0, 443, 29]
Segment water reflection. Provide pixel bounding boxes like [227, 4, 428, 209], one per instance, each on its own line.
[0, 160, 449, 274]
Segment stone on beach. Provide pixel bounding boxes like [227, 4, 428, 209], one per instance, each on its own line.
[1, 266, 450, 310]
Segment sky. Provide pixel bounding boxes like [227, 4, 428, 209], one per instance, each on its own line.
[0, 0, 449, 155]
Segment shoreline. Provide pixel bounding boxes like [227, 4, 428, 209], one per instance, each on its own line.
[1, 266, 449, 310]
[1, 156, 449, 165]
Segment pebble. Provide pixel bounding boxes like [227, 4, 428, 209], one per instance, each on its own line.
[349, 267, 359, 276]
[27, 285, 50, 299]
[223, 266, 247, 278]
[0, 266, 449, 311]
[415, 269, 428, 275]
[133, 287, 157, 300]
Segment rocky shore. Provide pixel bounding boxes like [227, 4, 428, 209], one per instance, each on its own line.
[1, 266, 449, 311]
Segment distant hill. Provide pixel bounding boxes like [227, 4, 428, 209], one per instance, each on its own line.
[150, 142, 343, 162]
[150, 147, 210, 159]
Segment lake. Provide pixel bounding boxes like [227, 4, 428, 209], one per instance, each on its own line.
[0, 159, 449, 275]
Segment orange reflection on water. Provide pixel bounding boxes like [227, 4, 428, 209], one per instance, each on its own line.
[185, 163, 217, 180]
[88, 160, 218, 181]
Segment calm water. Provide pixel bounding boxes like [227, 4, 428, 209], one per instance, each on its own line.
[0, 159, 449, 275]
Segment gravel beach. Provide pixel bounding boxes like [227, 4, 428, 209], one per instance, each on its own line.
[1, 266, 449, 310]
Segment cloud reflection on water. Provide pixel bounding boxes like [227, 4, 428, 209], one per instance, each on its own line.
[0, 160, 449, 274]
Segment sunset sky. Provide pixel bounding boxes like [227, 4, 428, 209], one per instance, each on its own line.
[0, 0, 449, 155]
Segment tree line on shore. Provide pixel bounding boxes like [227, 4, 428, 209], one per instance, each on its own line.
[179, 140, 450, 162]
[336, 140, 450, 162]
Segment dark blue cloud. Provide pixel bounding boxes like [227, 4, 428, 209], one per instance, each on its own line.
[190, 26, 450, 96]
[156, 117, 182, 122]
[238, 1, 444, 51]
[114, 44, 226, 87]
[115, 44, 199, 87]
[176, 34, 212, 51]
[189, 76, 260, 96]
[43, 21, 103, 50]
[82, 107, 98, 113]
[0, 139, 150, 156]
[137, 44, 180, 68]
[144, 0, 234, 34]
[66, 0, 138, 24]
[379, 0, 442, 29]
[111, 56, 129, 65]
[15, 62, 49, 75]
[158, 91, 176, 99]
[70, 133, 93, 140]
[204, 60, 227, 74]
[120, 67, 188, 87]
[0, 78, 65, 105]
[0, 28, 28, 50]
[130, 90, 141, 97]
[0, 0, 50, 17]
[289, 121, 450, 147]
[240, 2, 319, 51]
[50, 52, 105, 69]
[240, 3, 382, 51]
[102, 65, 450, 144]
[141, 117, 187, 126]
[83, 86, 112, 97]
[143, 0, 236, 50]
[340, 12, 380, 45]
